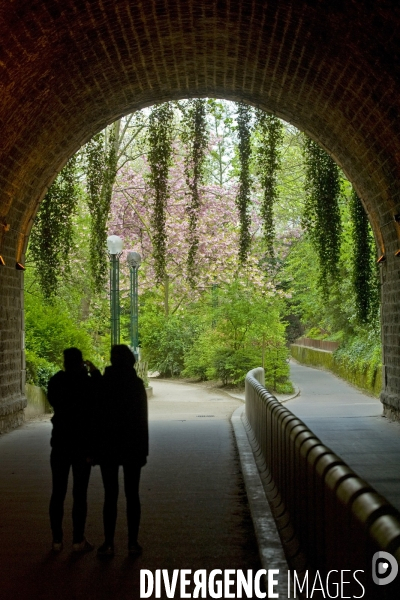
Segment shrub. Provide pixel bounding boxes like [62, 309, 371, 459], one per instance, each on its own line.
[182, 331, 219, 380]
[213, 347, 262, 386]
[25, 349, 58, 391]
[140, 312, 200, 377]
[25, 293, 94, 368]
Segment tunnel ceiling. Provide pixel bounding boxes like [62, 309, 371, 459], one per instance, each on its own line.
[1, 0, 400, 247]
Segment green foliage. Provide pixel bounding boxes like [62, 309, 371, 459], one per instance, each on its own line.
[302, 138, 342, 293]
[212, 347, 257, 386]
[30, 156, 79, 300]
[138, 273, 291, 390]
[182, 99, 209, 285]
[349, 189, 380, 323]
[236, 103, 253, 261]
[140, 309, 200, 377]
[183, 278, 291, 388]
[334, 330, 381, 389]
[148, 102, 174, 283]
[85, 124, 119, 292]
[25, 349, 58, 391]
[24, 289, 94, 368]
[182, 329, 219, 381]
[255, 111, 284, 257]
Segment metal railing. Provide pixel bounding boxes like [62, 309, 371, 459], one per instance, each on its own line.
[245, 367, 400, 599]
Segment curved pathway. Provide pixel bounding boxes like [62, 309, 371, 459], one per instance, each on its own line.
[287, 360, 400, 510]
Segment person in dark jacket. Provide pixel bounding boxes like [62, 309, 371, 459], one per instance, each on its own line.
[95, 344, 148, 557]
[47, 347, 100, 553]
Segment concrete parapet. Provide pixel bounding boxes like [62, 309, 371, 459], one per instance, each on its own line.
[24, 383, 51, 419]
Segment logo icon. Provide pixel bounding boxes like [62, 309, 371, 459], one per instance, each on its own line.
[372, 551, 398, 585]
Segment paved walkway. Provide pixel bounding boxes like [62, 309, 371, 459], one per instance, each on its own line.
[0, 380, 263, 600]
[287, 360, 400, 511]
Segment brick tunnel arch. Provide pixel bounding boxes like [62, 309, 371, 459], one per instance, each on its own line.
[1, 0, 400, 431]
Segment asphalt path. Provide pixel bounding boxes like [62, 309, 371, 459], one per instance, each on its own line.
[287, 360, 400, 510]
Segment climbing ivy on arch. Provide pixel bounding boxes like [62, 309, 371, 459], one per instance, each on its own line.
[147, 102, 174, 284]
[254, 110, 284, 258]
[30, 155, 79, 300]
[84, 121, 120, 293]
[302, 137, 342, 294]
[236, 102, 253, 261]
[349, 189, 380, 323]
[181, 98, 209, 286]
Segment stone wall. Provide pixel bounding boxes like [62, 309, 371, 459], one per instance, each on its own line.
[0, 232, 26, 433]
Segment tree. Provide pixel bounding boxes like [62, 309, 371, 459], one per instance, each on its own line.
[109, 152, 268, 317]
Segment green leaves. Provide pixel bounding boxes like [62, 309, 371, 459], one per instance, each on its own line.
[236, 102, 253, 261]
[182, 99, 209, 286]
[30, 155, 79, 300]
[85, 123, 119, 292]
[349, 189, 380, 323]
[255, 111, 284, 257]
[148, 103, 174, 284]
[302, 137, 342, 294]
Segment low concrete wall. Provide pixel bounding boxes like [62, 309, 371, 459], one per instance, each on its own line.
[294, 337, 339, 352]
[291, 344, 382, 397]
[24, 384, 51, 420]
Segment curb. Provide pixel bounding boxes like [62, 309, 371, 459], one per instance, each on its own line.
[231, 405, 289, 595]
[223, 385, 301, 404]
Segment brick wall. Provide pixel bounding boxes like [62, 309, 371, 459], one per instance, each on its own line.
[1, 0, 400, 429]
[0, 232, 26, 433]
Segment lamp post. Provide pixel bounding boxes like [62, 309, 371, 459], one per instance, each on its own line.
[107, 235, 123, 347]
[127, 251, 142, 360]
[212, 278, 218, 328]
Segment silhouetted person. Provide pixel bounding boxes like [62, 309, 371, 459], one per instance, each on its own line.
[95, 344, 148, 557]
[47, 347, 100, 553]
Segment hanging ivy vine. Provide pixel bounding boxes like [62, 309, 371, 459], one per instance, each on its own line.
[349, 189, 380, 323]
[148, 102, 174, 284]
[30, 155, 79, 300]
[255, 110, 283, 257]
[85, 123, 119, 293]
[182, 99, 209, 286]
[236, 102, 253, 262]
[302, 137, 342, 293]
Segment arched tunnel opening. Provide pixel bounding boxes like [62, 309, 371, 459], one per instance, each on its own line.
[2, 2, 400, 598]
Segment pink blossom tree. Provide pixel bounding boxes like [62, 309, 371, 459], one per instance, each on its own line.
[108, 147, 283, 315]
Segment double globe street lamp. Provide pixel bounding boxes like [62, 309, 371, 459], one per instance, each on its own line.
[127, 251, 142, 360]
[107, 235, 142, 357]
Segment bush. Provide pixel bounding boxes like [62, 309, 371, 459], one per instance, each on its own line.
[213, 347, 262, 386]
[140, 312, 200, 377]
[262, 339, 292, 392]
[25, 349, 58, 391]
[25, 292, 95, 368]
[182, 331, 219, 381]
